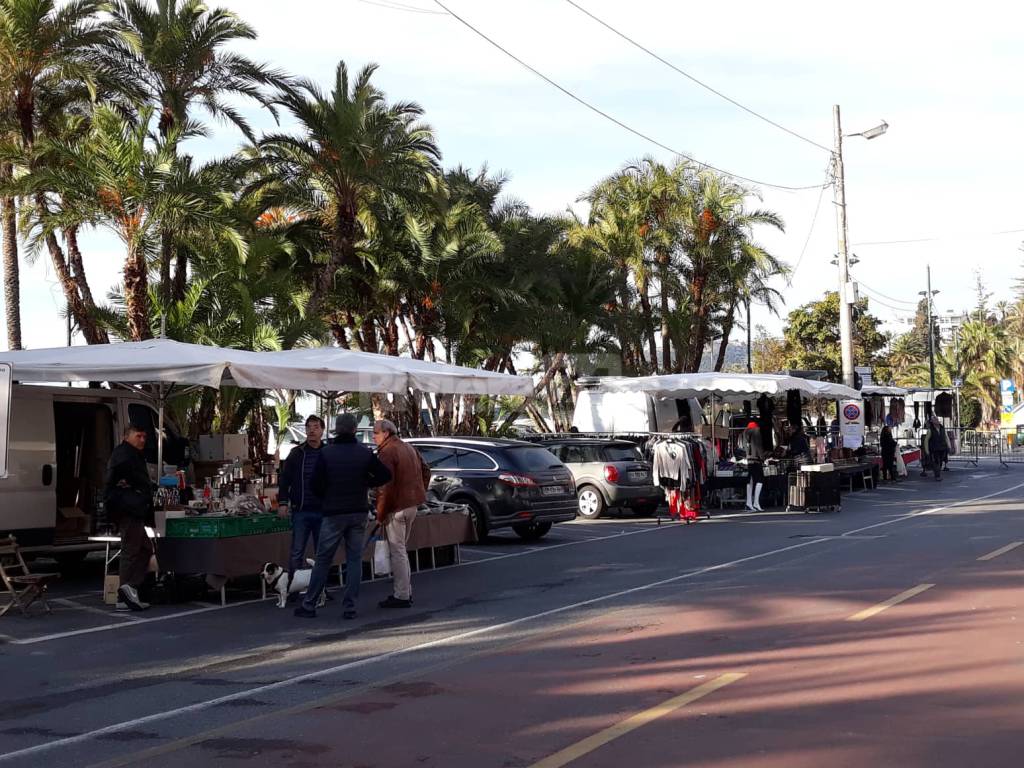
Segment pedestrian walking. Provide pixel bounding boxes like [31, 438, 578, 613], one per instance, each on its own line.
[373, 419, 431, 608]
[103, 423, 154, 611]
[294, 414, 391, 620]
[880, 425, 898, 482]
[278, 415, 327, 583]
[927, 416, 949, 481]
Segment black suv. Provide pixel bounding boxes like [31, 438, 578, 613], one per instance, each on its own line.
[405, 437, 577, 540]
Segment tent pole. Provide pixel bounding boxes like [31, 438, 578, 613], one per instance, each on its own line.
[157, 384, 165, 476]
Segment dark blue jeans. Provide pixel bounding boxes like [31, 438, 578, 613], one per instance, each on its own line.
[303, 514, 365, 613]
[289, 510, 323, 573]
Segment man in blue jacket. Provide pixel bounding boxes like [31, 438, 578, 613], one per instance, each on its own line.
[278, 415, 326, 582]
[295, 413, 391, 620]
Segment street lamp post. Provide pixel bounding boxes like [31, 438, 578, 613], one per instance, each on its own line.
[832, 105, 887, 390]
[919, 265, 940, 390]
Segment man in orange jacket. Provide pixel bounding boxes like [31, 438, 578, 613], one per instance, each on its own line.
[373, 419, 431, 608]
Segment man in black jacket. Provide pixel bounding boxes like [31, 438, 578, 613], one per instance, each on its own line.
[277, 415, 326, 579]
[294, 413, 391, 620]
[103, 424, 154, 611]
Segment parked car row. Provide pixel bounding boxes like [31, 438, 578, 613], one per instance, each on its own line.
[406, 436, 663, 540]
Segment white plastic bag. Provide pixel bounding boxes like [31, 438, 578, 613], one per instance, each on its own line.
[373, 537, 392, 577]
[895, 450, 907, 478]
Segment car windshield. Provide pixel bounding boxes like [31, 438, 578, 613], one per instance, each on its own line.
[602, 444, 643, 462]
[505, 446, 564, 472]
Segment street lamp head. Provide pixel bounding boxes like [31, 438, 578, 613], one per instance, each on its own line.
[859, 121, 888, 140]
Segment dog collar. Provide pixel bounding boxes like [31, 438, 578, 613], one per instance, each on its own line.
[268, 571, 286, 590]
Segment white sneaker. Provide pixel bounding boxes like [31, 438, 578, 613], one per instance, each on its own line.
[117, 584, 150, 611]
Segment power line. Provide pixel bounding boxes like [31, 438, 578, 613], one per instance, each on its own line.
[786, 162, 832, 286]
[857, 284, 918, 314]
[431, 0, 827, 193]
[562, 0, 832, 154]
[854, 228, 1024, 247]
[856, 279, 919, 307]
[356, 0, 447, 14]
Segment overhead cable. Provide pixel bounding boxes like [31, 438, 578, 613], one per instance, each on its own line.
[562, 0, 832, 154]
[786, 162, 832, 286]
[855, 279, 920, 307]
[854, 228, 1024, 247]
[357, 0, 447, 14]
[431, 0, 827, 193]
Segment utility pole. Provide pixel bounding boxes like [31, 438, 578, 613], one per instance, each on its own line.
[926, 264, 936, 389]
[746, 297, 752, 373]
[832, 105, 855, 390]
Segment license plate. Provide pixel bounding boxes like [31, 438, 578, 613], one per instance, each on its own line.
[541, 485, 565, 496]
[628, 471, 648, 481]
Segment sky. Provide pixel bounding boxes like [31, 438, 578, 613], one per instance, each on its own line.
[5, 0, 1024, 353]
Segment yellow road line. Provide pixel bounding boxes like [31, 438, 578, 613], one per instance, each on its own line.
[977, 541, 1024, 561]
[846, 583, 934, 622]
[529, 673, 746, 768]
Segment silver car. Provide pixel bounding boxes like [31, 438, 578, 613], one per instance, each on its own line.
[543, 439, 663, 519]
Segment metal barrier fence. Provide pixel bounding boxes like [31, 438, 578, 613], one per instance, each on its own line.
[951, 429, 1024, 468]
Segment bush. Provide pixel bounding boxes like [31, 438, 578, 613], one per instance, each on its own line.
[960, 398, 982, 429]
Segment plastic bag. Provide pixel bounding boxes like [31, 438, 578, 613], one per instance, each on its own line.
[373, 538, 392, 577]
[895, 451, 907, 478]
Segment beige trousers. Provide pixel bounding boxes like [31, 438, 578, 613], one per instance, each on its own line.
[385, 506, 418, 600]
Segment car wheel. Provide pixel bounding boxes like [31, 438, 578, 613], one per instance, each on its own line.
[576, 485, 605, 520]
[455, 497, 489, 541]
[513, 521, 552, 541]
[631, 503, 660, 517]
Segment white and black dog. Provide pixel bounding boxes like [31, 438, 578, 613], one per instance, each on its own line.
[261, 560, 327, 608]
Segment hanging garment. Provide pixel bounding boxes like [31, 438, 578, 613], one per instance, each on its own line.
[864, 400, 874, 429]
[924, 401, 933, 421]
[913, 402, 921, 429]
[935, 392, 953, 418]
[786, 389, 802, 429]
[757, 394, 775, 452]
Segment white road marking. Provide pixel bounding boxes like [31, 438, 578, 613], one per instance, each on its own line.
[51, 599, 138, 621]
[3, 479, 1023, 761]
[7, 525, 671, 646]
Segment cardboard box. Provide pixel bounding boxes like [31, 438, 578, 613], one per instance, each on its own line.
[103, 574, 120, 605]
[198, 433, 249, 462]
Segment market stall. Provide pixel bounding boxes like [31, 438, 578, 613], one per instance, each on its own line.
[581, 373, 861, 513]
[2, 339, 531, 601]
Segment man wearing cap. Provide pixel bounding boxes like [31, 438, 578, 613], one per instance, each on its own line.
[294, 413, 391, 620]
[373, 419, 431, 609]
[103, 423, 155, 611]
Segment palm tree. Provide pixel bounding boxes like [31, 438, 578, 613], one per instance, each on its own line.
[258, 60, 441, 328]
[105, 0, 288, 304]
[22, 105, 231, 340]
[0, 0, 108, 346]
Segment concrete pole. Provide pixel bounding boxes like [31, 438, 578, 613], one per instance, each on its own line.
[833, 105, 855, 389]
[746, 297, 752, 373]
[927, 264, 936, 390]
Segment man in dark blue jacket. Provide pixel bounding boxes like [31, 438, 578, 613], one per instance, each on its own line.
[295, 413, 391, 620]
[278, 415, 326, 580]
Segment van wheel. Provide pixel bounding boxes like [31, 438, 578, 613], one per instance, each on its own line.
[455, 498, 488, 541]
[513, 521, 552, 541]
[577, 486, 605, 520]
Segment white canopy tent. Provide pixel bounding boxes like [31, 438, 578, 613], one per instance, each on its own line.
[0, 338, 534, 470]
[861, 385, 908, 397]
[589, 372, 860, 403]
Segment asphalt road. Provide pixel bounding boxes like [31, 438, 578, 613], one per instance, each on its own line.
[2, 467, 1023, 767]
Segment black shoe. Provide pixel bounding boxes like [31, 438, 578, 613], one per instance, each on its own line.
[343, 609, 357, 620]
[378, 596, 412, 609]
[293, 606, 317, 618]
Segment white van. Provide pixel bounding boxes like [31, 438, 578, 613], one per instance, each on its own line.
[572, 386, 703, 434]
[0, 384, 188, 561]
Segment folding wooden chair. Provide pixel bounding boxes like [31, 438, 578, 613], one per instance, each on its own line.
[0, 536, 61, 617]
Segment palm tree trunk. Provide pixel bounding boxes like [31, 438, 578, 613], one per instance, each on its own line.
[688, 270, 709, 372]
[123, 242, 152, 341]
[714, 302, 737, 372]
[1, 176, 21, 350]
[172, 242, 189, 304]
[637, 277, 657, 371]
[658, 252, 671, 372]
[64, 227, 109, 344]
[496, 351, 565, 433]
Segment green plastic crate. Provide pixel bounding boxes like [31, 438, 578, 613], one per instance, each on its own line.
[164, 514, 290, 539]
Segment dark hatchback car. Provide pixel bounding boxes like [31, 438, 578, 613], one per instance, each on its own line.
[405, 437, 577, 540]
